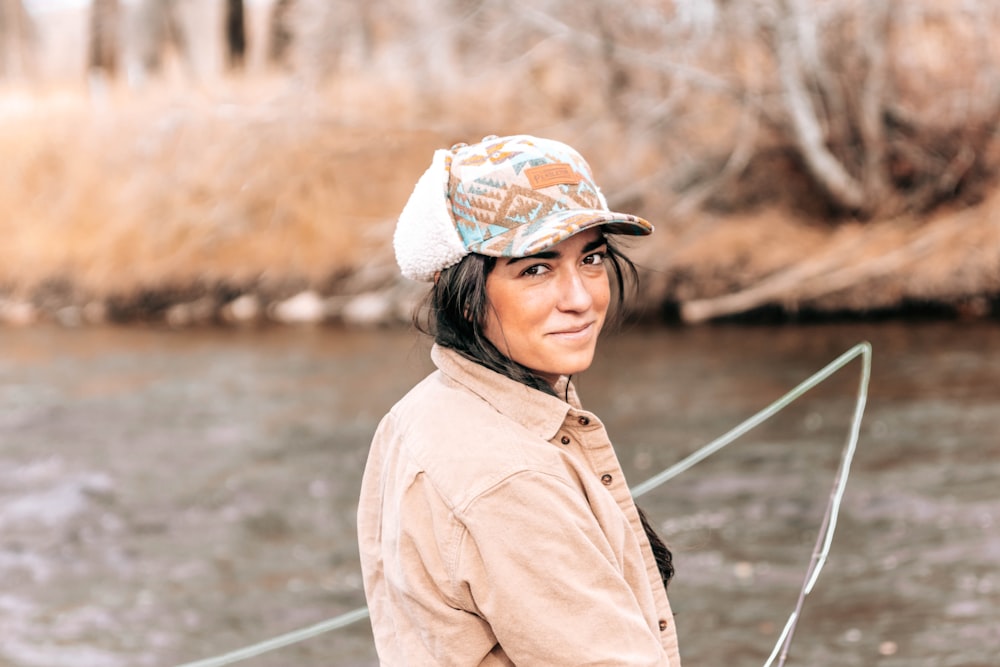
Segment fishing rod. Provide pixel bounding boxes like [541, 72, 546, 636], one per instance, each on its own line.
[177, 341, 873, 667]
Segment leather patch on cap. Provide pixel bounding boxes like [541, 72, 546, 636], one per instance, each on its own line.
[525, 163, 581, 189]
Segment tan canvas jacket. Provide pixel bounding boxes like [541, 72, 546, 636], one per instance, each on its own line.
[357, 345, 681, 666]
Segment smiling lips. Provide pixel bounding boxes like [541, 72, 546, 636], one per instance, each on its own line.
[548, 322, 596, 338]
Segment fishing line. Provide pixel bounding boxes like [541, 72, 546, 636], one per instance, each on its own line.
[175, 607, 370, 667]
[630, 341, 871, 499]
[765, 341, 871, 667]
[176, 342, 872, 667]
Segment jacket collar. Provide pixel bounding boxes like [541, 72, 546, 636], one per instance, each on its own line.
[431, 344, 579, 441]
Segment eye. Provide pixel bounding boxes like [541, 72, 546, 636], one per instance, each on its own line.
[582, 250, 607, 266]
[520, 263, 551, 277]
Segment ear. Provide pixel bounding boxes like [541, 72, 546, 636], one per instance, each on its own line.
[393, 149, 468, 282]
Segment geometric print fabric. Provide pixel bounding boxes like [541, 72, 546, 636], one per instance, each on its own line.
[445, 135, 652, 258]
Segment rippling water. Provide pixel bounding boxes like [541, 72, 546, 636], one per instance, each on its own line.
[1, 321, 997, 666]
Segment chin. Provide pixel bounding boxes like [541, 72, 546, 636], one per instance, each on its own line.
[546, 352, 596, 378]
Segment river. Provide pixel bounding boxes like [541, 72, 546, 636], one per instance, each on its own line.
[1, 321, 997, 667]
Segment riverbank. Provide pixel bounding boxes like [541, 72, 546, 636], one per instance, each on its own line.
[2, 87, 999, 328]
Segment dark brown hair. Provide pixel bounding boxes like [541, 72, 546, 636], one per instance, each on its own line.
[415, 234, 673, 588]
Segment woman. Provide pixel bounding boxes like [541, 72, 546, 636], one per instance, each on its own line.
[358, 135, 680, 666]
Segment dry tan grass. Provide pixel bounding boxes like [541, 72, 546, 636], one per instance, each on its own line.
[0, 79, 451, 302]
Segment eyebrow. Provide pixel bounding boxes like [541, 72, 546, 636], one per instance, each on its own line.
[505, 236, 608, 265]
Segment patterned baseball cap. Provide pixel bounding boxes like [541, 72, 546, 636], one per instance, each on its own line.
[394, 134, 653, 281]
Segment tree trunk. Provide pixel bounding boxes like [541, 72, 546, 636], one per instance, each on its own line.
[268, 0, 296, 67]
[225, 0, 247, 70]
[135, 0, 187, 76]
[88, 0, 120, 77]
[0, 0, 33, 79]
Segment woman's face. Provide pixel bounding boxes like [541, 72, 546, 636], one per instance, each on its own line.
[483, 228, 611, 385]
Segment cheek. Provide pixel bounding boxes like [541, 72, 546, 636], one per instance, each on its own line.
[483, 278, 528, 346]
[592, 274, 612, 315]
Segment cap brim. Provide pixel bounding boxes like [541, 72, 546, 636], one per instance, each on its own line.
[468, 209, 653, 258]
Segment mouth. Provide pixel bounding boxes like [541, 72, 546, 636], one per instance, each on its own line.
[548, 322, 595, 338]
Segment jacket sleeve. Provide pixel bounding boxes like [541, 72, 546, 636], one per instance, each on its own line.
[452, 469, 670, 666]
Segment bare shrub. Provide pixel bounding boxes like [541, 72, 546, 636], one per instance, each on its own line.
[275, 0, 1000, 220]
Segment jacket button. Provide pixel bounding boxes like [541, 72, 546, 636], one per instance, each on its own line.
[578, 416, 590, 426]
[600, 474, 613, 486]
[560, 435, 571, 445]
[659, 619, 668, 631]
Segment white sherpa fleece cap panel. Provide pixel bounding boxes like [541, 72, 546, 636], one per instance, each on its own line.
[393, 149, 468, 282]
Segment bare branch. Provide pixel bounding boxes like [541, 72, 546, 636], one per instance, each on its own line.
[858, 0, 892, 204]
[671, 96, 762, 216]
[774, 0, 866, 211]
[513, 0, 741, 97]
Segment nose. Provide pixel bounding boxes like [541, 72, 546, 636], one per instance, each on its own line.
[557, 266, 594, 312]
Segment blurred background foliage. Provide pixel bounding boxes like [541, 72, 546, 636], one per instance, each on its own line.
[1, 0, 999, 325]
